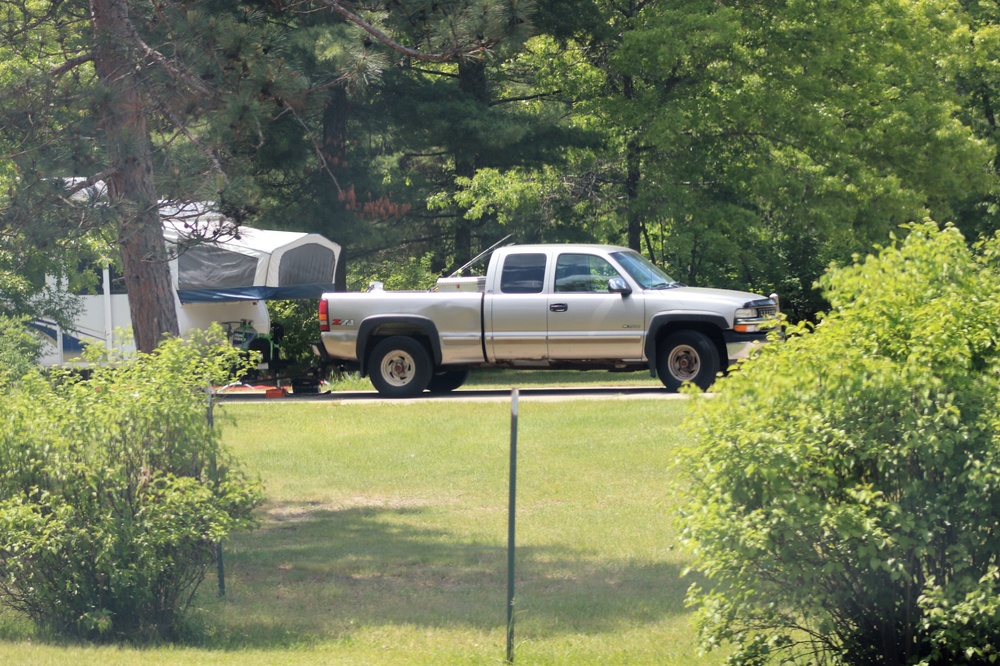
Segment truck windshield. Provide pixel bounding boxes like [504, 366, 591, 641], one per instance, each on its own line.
[610, 250, 681, 289]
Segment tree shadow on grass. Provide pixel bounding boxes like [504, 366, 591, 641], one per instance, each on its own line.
[193, 501, 700, 650]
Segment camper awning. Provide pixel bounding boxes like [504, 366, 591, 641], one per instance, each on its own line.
[176, 284, 336, 303]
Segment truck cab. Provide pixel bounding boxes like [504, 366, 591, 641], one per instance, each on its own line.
[480, 245, 777, 388]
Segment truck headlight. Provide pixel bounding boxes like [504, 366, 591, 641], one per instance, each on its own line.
[734, 306, 775, 333]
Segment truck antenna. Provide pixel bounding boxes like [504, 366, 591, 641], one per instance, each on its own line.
[448, 234, 513, 277]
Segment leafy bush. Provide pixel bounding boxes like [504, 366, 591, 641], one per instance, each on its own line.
[347, 252, 439, 291]
[679, 223, 1000, 665]
[267, 299, 320, 367]
[0, 330, 263, 642]
[0, 315, 42, 386]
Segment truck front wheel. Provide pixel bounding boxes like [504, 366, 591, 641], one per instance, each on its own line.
[657, 330, 720, 392]
[369, 336, 432, 398]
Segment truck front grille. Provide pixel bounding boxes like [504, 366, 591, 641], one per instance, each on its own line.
[757, 306, 778, 318]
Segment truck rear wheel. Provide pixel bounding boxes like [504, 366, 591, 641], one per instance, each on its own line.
[427, 368, 470, 394]
[369, 336, 432, 398]
[657, 330, 720, 392]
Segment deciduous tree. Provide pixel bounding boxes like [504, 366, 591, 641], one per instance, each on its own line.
[680, 223, 1000, 665]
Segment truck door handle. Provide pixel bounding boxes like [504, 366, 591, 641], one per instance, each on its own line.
[549, 303, 568, 312]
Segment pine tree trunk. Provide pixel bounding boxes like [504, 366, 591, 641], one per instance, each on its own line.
[622, 72, 642, 252]
[625, 136, 642, 251]
[90, 0, 179, 352]
[453, 59, 491, 268]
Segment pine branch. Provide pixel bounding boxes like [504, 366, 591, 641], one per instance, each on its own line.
[312, 0, 487, 63]
[490, 91, 564, 106]
[48, 53, 94, 78]
[93, 2, 215, 99]
[60, 169, 117, 197]
[155, 101, 228, 181]
[276, 100, 344, 194]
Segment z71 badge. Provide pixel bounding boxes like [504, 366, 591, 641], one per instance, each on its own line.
[330, 319, 355, 326]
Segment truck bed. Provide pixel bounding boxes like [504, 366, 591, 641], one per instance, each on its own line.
[321, 290, 486, 365]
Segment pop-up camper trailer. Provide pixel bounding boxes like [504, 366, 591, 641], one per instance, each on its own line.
[34, 209, 341, 369]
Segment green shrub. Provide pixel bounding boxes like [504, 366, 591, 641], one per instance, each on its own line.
[0, 315, 42, 386]
[267, 299, 320, 367]
[347, 252, 439, 292]
[678, 223, 1000, 665]
[0, 330, 263, 642]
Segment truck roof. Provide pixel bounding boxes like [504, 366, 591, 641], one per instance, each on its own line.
[495, 243, 632, 254]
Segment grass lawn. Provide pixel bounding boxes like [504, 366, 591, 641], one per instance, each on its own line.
[0, 398, 722, 665]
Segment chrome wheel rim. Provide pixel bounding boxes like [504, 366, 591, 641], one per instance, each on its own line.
[667, 344, 700, 381]
[380, 350, 417, 387]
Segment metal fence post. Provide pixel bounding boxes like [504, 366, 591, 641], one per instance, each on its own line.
[207, 385, 225, 597]
[506, 388, 519, 663]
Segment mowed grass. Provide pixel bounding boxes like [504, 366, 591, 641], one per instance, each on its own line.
[0, 398, 722, 666]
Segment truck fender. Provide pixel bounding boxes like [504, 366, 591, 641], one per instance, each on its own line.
[645, 313, 729, 377]
[356, 315, 443, 377]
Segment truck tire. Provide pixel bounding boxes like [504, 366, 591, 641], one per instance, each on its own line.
[369, 336, 432, 398]
[657, 330, 720, 392]
[427, 368, 470, 394]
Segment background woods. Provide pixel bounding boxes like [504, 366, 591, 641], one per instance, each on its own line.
[2, 0, 1000, 340]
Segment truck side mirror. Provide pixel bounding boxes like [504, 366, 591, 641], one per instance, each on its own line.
[608, 277, 632, 296]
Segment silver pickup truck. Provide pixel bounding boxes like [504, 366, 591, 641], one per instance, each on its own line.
[314, 244, 778, 397]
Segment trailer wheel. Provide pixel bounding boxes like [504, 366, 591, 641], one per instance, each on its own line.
[657, 330, 720, 392]
[369, 336, 432, 398]
[427, 368, 470, 394]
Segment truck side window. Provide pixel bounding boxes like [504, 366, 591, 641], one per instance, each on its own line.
[555, 254, 621, 293]
[500, 253, 547, 294]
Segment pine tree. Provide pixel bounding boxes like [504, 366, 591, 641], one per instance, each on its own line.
[89, 0, 179, 348]
[2, 0, 283, 350]
[236, 1, 608, 279]
[2, 0, 516, 348]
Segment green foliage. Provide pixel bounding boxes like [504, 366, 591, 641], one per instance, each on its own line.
[679, 222, 1000, 665]
[0, 316, 42, 386]
[610, 0, 992, 309]
[0, 0, 312, 341]
[346, 252, 439, 291]
[252, 2, 595, 274]
[266, 299, 319, 366]
[0, 330, 263, 642]
[6, 0, 1000, 331]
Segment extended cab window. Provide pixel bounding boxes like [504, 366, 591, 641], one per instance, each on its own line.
[500, 253, 547, 294]
[554, 254, 621, 293]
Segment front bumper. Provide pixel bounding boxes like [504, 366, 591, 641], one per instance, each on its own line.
[723, 330, 770, 362]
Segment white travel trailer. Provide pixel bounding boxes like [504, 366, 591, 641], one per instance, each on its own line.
[34, 213, 341, 369]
